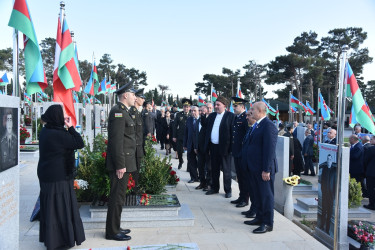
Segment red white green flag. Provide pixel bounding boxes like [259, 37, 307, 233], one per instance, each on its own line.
[345, 62, 375, 134]
[8, 0, 47, 95]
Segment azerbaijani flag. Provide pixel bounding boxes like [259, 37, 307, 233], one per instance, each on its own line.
[98, 77, 107, 94]
[365, 102, 375, 123]
[36, 92, 43, 102]
[0, 73, 9, 86]
[73, 91, 79, 103]
[290, 106, 297, 113]
[237, 85, 243, 99]
[345, 62, 375, 134]
[198, 95, 206, 106]
[290, 94, 307, 112]
[8, 0, 47, 95]
[24, 92, 32, 105]
[275, 110, 280, 121]
[305, 101, 316, 115]
[110, 83, 116, 93]
[106, 80, 111, 90]
[262, 98, 276, 116]
[212, 88, 218, 102]
[318, 93, 331, 121]
[84, 61, 99, 95]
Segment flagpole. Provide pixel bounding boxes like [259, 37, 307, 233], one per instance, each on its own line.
[211, 83, 213, 102]
[289, 91, 292, 123]
[333, 45, 349, 250]
[12, 28, 19, 97]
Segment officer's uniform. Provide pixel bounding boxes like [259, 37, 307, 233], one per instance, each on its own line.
[105, 85, 137, 238]
[173, 99, 191, 168]
[142, 109, 154, 137]
[0, 133, 17, 171]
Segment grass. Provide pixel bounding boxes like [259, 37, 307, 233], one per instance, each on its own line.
[301, 216, 317, 230]
[299, 179, 312, 185]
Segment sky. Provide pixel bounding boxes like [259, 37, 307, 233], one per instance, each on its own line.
[1, 0, 375, 99]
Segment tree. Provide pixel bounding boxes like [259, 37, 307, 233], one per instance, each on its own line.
[97, 53, 116, 80]
[320, 27, 373, 114]
[0, 48, 13, 72]
[222, 67, 240, 96]
[194, 74, 231, 99]
[365, 80, 375, 108]
[39, 37, 56, 84]
[158, 84, 169, 100]
[241, 60, 267, 101]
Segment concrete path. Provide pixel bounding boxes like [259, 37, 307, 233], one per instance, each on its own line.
[19, 147, 328, 250]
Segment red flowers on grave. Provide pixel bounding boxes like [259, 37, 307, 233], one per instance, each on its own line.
[140, 193, 152, 206]
[101, 152, 107, 158]
[104, 139, 108, 145]
[151, 134, 157, 142]
[353, 221, 375, 247]
[127, 174, 136, 194]
[168, 168, 180, 185]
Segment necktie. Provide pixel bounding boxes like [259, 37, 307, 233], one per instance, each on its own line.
[250, 122, 258, 135]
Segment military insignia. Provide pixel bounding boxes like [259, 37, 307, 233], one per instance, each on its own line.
[132, 115, 135, 119]
[115, 113, 123, 118]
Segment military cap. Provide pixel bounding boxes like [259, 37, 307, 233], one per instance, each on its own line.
[135, 88, 145, 99]
[115, 82, 136, 95]
[286, 123, 293, 129]
[173, 104, 178, 108]
[231, 96, 248, 105]
[216, 96, 229, 107]
[181, 98, 192, 106]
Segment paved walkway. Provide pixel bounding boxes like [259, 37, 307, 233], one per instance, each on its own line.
[19, 147, 328, 250]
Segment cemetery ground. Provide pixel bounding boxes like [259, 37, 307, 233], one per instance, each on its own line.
[18, 143, 373, 250]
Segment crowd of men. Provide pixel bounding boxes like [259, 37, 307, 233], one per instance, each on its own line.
[104, 81, 375, 241]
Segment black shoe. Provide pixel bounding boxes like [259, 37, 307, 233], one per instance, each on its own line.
[195, 184, 204, 190]
[363, 204, 375, 210]
[188, 179, 195, 183]
[206, 190, 219, 195]
[231, 198, 241, 204]
[241, 210, 252, 215]
[309, 174, 316, 176]
[244, 218, 262, 226]
[120, 228, 131, 234]
[225, 193, 232, 198]
[236, 201, 249, 208]
[105, 233, 131, 241]
[245, 212, 256, 218]
[178, 163, 182, 169]
[253, 224, 273, 234]
[203, 186, 210, 191]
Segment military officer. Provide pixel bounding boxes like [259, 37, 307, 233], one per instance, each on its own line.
[230, 97, 250, 208]
[129, 88, 145, 191]
[1, 111, 17, 172]
[173, 98, 191, 169]
[105, 83, 137, 241]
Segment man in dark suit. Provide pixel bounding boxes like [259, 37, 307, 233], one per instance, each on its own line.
[243, 102, 278, 234]
[184, 106, 199, 183]
[302, 128, 315, 176]
[204, 96, 235, 198]
[1, 110, 18, 172]
[349, 134, 365, 192]
[105, 83, 137, 241]
[362, 135, 372, 197]
[230, 97, 249, 208]
[194, 105, 209, 190]
[142, 101, 154, 139]
[364, 143, 375, 210]
[173, 99, 191, 169]
[324, 129, 337, 145]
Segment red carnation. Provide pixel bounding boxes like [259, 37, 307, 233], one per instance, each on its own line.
[105, 139, 108, 145]
[102, 152, 107, 158]
[176, 178, 180, 182]
[170, 170, 176, 175]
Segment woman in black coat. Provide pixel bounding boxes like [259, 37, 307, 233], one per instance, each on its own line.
[161, 110, 173, 155]
[37, 105, 85, 249]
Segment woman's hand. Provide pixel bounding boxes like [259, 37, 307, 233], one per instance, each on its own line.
[64, 116, 73, 127]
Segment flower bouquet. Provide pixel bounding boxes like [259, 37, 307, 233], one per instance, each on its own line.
[283, 175, 301, 186]
[168, 166, 180, 185]
[352, 221, 375, 248]
[20, 125, 30, 143]
[127, 174, 136, 194]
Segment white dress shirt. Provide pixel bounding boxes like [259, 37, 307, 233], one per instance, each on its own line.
[211, 111, 225, 144]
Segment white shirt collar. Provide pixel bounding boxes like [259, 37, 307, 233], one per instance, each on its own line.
[256, 115, 267, 125]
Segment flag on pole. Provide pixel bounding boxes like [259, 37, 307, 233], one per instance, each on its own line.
[345, 62, 375, 134]
[262, 98, 276, 116]
[84, 60, 99, 95]
[98, 77, 106, 94]
[0, 73, 9, 86]
[275, 110, 280, 121]
[151, 98, 154, 107]
[198, 95, 206, 106]
[37, 92, 43, 102]
[106, 80, 111, 90]
[24, 92, 32, 105]
[305, 101, 316, 114]
[237, 85, 243, 99]
[290, 106, 297, 113]
[318, 93, 331, 121]
[290, 94, 307, 112]
[94, 96, 101, 104]
[212, 88, 218, 102]
[8, 0, 47, 95]
[52, 16, 76, 127]
[73, 91, 79, 103]
[110, 83, 116, 93]
[229, 102, 234, 113]
[57, 16, 82, 91]
[365, 102, 375, 123]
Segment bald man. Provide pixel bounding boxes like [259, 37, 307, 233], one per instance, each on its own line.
[325, 129, 337, 145]
[243, 102, 278, 234]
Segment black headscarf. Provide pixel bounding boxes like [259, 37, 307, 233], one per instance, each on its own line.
[41, 104, 65, 129]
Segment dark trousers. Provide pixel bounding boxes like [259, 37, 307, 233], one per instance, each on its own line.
[177, 139, 184, 164]
[133, 157, 142, 193]
[250, 171, 274, 226]
[197, 150, 207, 185]
[106, 171, 130, 236]
[187, 150, 198, 180]
[367, 176, 375, 206]
[205, 153, 212, 186]
[210, 143, 232, 194]
[304, 156, 315, 175]
[234, 156, 249, 203]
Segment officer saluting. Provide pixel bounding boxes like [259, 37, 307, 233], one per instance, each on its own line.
[129, 88, 145, 191]
[173, 98, 192, 169]
[105, 82, 137, 241]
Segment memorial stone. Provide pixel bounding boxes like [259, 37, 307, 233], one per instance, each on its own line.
[274, 135, 290, 214]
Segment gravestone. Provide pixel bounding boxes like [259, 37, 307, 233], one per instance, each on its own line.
[0, 95, 20, 249]
[84, 104, 94, 147]
[274, 136, 290, 214]
[94, 105, 106, 136]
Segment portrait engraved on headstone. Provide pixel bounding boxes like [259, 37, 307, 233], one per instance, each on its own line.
[0, 107, 18, 172]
